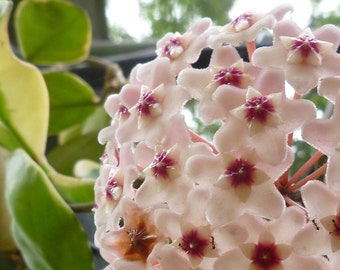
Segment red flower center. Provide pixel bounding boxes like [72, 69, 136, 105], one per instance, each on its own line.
[151, 151, 176, 180]
[231, 12, 253, 31]
[180, 229, 209, 257]
[162, 37, 183, 59]
[105, 178, 120, 201]
[252, 242, 282, 269]
[117, 104, 130, 120]
[291, 34, 320, 59]
[123, 218, 158, 262]
[213, 67, 243, 87]
[245, 96, 275, 124]
[225, 158, 256, 187]
[136, 91, 158, 117]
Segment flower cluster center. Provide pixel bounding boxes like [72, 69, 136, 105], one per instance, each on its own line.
[105, 178, 121, 201]
[225, 158, 256, 187]
[213, 67, 243, 87]
[231, 12, 253, 32]
[136, 91, 158, 117]
[151, 151, 176, 179]
[245, 96, 275, 123]
[291, 35, 320, 58]
[179, 229, 209, 258]
[162, 37, 184, 59]
[252, 242, 281, 269]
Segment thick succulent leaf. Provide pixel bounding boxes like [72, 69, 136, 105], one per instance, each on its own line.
[47, 170, 95, 204]
[0, 1, 49, 159]
[0, 148, 15, 251]
[15, 0, 91, 64]
[0, 123, 22, 151]
[47, 132, 104, 176]
[5, 150, 93, 270]
[44, 71, 97, 135]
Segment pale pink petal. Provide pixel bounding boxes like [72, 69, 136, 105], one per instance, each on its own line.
[185, 153, 221, 185]
[206, 188, 243, 226]
[285, 64, 320, 93]
[182, 187, 211, 225]
[214, 222, 249, 253]
[326, 155, 340, 192]
[177, 68, 212, 99]
[283, 254, 331, 270]
[292, 223, 330, 256]
[247, 182, 285, 219]
[301, 180, 339, 218]
[318, 76, 340, 103]
[268, 206, 306, 243]
[314, 24, 340, 49]
[213, 248, 249, 270]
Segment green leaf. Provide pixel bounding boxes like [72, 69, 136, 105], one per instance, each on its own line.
[0, 1, 49, 160]
[48, 132, 104, 176]
[0, 123, 22, 151]
[15, 0, 91, 64]
[5, 150, 93, 270]
[0, 148, 16, 252]
[44, 71, 97, 135]
[47, 171, 95, 204]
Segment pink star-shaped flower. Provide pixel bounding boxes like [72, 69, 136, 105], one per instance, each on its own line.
[156, 18, 212, 74]
[102, 58, 191, 147]
[185, 147, 292, 225]
[214, 81, 316, 164]
[302, 91, 340, 192]
[318, 76, 340, 103]
[149, 201, 219, 268]
[95, 197, 166, 264]
[214, 207, 331, 270]
[177, 45, 260, 123]
[301, 180, 340, 254]
[253, 20, 340, 94]
[208, 4, 293, 47]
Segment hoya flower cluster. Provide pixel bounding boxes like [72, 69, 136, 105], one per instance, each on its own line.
[94, 4, 340, 269]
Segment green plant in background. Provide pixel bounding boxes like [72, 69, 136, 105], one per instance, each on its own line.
[0, 0, 117, 269]
[139, 0, 235, 38]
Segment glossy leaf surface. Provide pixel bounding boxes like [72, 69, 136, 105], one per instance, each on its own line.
[5, 150, 93, 270]
[44, 71, 97, 135]
[0, 1, 49, 160]
[15, 0, 91, 64]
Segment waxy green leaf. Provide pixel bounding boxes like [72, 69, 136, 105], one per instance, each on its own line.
[44, 71, 97, 135]
[15, 0, 91, 64]
[5, 150, 93, 270]
[48, 132, 104, 176]
[0, 1, 49, 160]
[0, 148, 15, 252]
[48, 171, 95, 204]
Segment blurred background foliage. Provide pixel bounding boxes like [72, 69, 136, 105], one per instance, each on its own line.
[138, 0, 234, 38]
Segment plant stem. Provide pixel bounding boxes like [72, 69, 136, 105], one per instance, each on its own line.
[246, 41, 256, 61]
[189, 129, 218, 154]
[285, 150, 324, 188]
[286, 163, 327, 193]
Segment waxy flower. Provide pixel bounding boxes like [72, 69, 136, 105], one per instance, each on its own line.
[301, 181, 340, 255]
[94, 4, 340, 269]
[177, 45, 260, 123]
[156, 18, 212, 73]
[318, 76, 340, 103]
[253, 20, 340, 94]
[214, 207, 331, 270]
[95, 197, 167, 266]
[214, 83, 316, 164]
[302, 91, 340, 192]
[208, 4, 293, 47]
